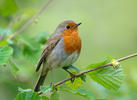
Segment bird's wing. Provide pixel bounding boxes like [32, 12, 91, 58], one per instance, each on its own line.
[36, 34, 61, 72]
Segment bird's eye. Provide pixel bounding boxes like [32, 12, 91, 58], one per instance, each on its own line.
[66, 25, 70, 29]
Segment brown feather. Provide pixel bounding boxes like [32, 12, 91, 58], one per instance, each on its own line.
[34, 67, 49, 92]
[36, 34, 61, 72]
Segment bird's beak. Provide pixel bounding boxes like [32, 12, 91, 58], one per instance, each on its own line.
[76, 22, 82, 27]
[73, 22, 82, 29]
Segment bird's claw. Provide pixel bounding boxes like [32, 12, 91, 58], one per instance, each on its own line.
[70, 73, 76, 83]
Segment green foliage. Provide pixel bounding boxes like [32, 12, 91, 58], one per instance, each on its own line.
[0, 0, 18, 16]
[87, 57, 124, 90]
[40, 86, 52, 94]
[66, 77, 82, 90]
[80, 74, 86, 82]
[11, 44, 22, 58]
[15, 88, 59, 100]
[61, 88, 95, 100]
[18, 35, 42, 65]
[15, 89, 40, 100]
[34, 32, 48, 44]
[0, 28, 12, 46]
[18, 35, 40, 51]
[15, 88, 49, 100]
[0, 46, 13, 65]
[0, 28, 12, 36]
[40, 96, 49, 100]
[86, 57, 113, 70]
[0, 0, 136, 99]
[23, 46, 41, 65]
[0, 37, 124, 100]
[49, 91, 59, 100]
[64, 66, 85, 89]
[8, 58, 19, 77]
[40, 85, 59, 100]
[0, 40, 8, 46]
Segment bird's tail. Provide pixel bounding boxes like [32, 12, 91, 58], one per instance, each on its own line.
[34, 68, 49, 92]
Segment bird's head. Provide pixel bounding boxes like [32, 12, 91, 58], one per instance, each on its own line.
[55, 20, 81, 36]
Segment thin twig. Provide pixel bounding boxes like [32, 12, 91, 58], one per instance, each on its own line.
[0, 16, 20, 41]
[38, 53, 137, 94]
[8, 0, 53, 40]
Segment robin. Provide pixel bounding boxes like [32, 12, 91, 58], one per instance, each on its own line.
[34, 20, 82, 92]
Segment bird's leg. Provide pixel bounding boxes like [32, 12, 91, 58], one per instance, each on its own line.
[50, 69, 53, 87]
[64, 68, 76, 77]
[63, 66, 76, 83]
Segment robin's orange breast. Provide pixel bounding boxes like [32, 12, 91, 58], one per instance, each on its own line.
[61, 33, 81, 54]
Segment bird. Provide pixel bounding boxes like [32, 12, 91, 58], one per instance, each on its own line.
[34, 20, 82, 92]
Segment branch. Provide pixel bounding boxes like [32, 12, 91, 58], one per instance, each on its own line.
[38, 53, 137, 94]
[0, 16, 20, 41]
[8, 0, 53, 40]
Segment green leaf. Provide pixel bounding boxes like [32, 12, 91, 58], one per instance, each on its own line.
[50, 91, 59, 100]
[0, 46, 13, 65]
[15, 91, 40, 100]
[40, 96, 49, 100]
[11, 44, 22, 58]
[18, 35, 40, 51]
[35, 32, 48, 44]
[87, 56, 113, 70]
[80, 74, 86, 82]
[88, 57, 124, 90]
[8, 58, 19, 77]
[18, 35, 42, 65]
[66, 77, 82, 90]
[40, 86, 52, 94]
[15, 88, 40, 100]
[0, 40, 8, 46]
[18, 87, 32, 92]
[0, 0, 18, 16]
[0, 28, 12, 46]
[0, 28, 12, 35]
[23, 46, 42, 65]
[15, 88, 48, 100]
[61, 88, 95, 100]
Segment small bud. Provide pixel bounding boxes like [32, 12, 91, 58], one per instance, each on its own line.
[111, 59, 120, 69]
[34, 18, 38, 24]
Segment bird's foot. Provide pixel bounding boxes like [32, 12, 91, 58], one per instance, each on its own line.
[62, 66, 76, 83]
[69, 73, 76, 83]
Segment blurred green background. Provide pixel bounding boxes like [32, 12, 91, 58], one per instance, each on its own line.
[0, 0, 137, 100]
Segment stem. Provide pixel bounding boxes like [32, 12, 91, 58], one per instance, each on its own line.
[8, 0, 53, 40]
[38, 53, 137, 94]
[0, 16, 20, 41]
